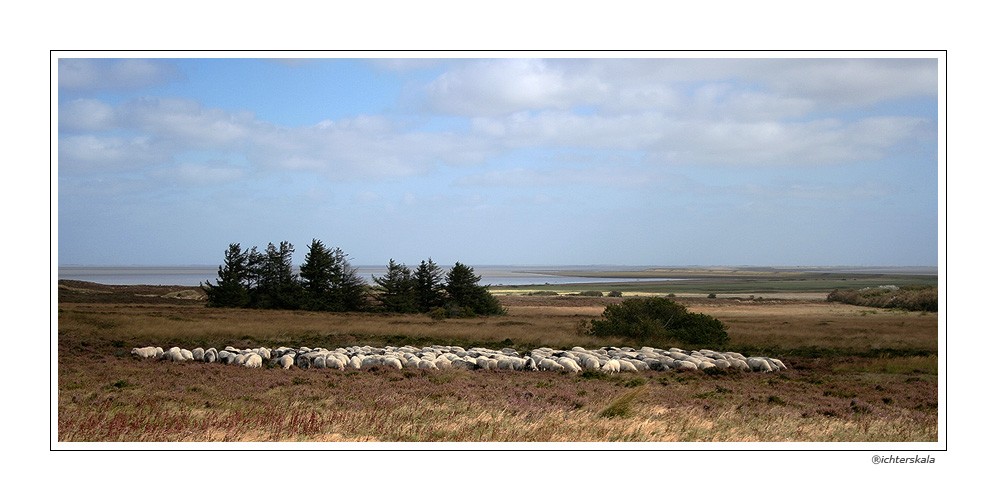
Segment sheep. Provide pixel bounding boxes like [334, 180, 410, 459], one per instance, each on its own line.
[166, 347, 186, 362]
[277, 354, 294, 369]
[746, 357, 773, 372]
[418, 359, 437, 370]
[711, 359, 731, 369]
[674, 360, 698, 371]
[131, 347, 159, 359]
[601, 359, 620, 374]
[312, 354, 327, 369]
[348, 356, 362, 370]
[557, 357, 583, 373]
[696, 360, 717, 370]
[243, 353, 263, 368]
[295, 354, 312, 369]
[617, 360, 639, 373]
[180, 349, 194, 361]
[523, 358, 538, 371]
[539, 359, 563, 371]
[580, 356, 602, 370]
[192, 347, 205, 362]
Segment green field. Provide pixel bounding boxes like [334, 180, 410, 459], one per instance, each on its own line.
[490, 267, 937, 296]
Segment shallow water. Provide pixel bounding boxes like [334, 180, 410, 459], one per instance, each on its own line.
[57, 265, 677, 287]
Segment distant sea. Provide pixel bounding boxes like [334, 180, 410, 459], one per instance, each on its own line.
[57, 265, 671, 287]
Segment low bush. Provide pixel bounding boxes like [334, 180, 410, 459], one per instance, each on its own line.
[588, 296, 729, 347]
[827, 285, 937, 312]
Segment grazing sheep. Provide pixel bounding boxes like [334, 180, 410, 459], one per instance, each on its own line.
[131, 347, 158, 359]
[418, 359, 437, 370]
[348, 356, 362, 370]
[192, 347, 205, 362]
[674, 360, 698, 371]
[557, 357, 583, 373]
[243, 353, 263, 368]
[203, 350, 217, 363]
[180, 349, 194, 361]
[166, 347, 186, 362]
[523, 358, 538, 371]
[746, 357, 774, 372]
[295, 354, 312, 369]
[601, 359, 620, 374]
[617, 360, 639, 373]
[539, 359, 563, 371]
[277, 354, 294, 369]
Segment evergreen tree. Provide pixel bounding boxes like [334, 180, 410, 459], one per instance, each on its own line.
[328, 246, 368, 311]
[444, 262, 505, 317]
[414, 258, 445, 312]
[299, 238, 336, 309]
[252, 241, 300, 309]
[201, 243, 251, 308]
[373, 259, 417, 313]
[299, 241, 366, 311]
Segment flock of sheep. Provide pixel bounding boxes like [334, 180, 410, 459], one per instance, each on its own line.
[132, 344, 787, 373]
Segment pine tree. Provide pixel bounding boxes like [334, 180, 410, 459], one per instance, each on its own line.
[201, 243, 251, 308]
[299, 240, 366, 311]
[300, 238, 336, 309]
[444, 262, 505, 317]
[373, 259, 417, 313]
[252, 241, 300, 309]
[414, 258, 445, 313]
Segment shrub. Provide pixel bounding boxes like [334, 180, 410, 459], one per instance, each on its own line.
[607, 290, 623, 297]
[578, 290, 604, 297]
[827, 285, 937, 312]
[588, 296, 729, 346]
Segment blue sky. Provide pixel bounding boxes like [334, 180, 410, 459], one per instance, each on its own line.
[57, 56, 939, 267]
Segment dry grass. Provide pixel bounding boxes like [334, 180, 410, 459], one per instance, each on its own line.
[56, 290, 939, 443]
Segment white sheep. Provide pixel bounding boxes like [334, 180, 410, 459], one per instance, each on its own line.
[746, 357, 773, 372]
[674, 360, 698, 371]
[192, 347, 205, 361]
[601, 359, 620, 373]
[557, 357, 583, 373]
[277, 354, 294, 369]
[540, 359, 564, 371]
[348, 356, 362, 370]
[166, 347, 186, 362]
[131, 347, 158, 359]
[617, 360, 639, 373]
[243, 353, 263, 368]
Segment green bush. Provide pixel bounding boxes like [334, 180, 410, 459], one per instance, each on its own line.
[588, 296, 729, 347]
[607, 290, 623, 297]
[827, 285, 937, 312]
[578, 290, 604, 297]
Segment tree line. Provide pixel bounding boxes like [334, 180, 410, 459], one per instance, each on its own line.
[200, 239, 505, 317]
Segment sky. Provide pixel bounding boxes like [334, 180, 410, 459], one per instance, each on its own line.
[56, 55, 939, 267]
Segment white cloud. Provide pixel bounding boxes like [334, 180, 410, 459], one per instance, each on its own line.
[58, 58, 181, 93]
[58, 135, 170, 174]
[59, 98, 117, 132]
[417, 58, 937, 118]
[148, 162, 247, 186]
